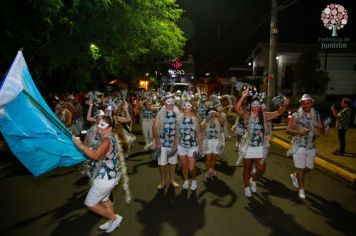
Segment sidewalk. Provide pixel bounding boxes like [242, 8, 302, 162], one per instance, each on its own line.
[271, 125, 356, 186]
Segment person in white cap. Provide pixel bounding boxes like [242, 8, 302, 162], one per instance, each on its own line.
[153, 92, 181, 190]
[175, 101, 202, 191]
[73, 115, 123, 233]
[81, 109, 106, 181]
[287, 94, 325, 199]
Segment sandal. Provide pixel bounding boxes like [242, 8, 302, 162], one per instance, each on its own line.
[157, 183, 165, 190]
[170, 181, 179, 188]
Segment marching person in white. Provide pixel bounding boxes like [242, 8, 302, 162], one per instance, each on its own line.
[175, 101, 202, 190]
[140, 101, 155, 150]
[153, 92, 181, 190]
[236, 87, 289, 197]
[287, 94, 325, 199]
[216, 105, 227, 159]
[73, 115, 123, 233]
[201, 108, 224, 177]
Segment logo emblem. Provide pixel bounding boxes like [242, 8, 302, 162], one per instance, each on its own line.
[321, 3, 348, 37]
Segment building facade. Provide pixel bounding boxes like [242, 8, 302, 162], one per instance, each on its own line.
[248, 43, 356, 98]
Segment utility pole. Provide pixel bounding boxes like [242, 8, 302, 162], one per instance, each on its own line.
[267, 0, 278, 109]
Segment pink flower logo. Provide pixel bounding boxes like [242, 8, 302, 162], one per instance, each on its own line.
[321, 3, 348, 36]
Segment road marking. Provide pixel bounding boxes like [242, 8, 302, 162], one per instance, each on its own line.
[270, 137, 356, 184]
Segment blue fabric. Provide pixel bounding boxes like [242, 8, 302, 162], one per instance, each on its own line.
[0, 52, 86, 176]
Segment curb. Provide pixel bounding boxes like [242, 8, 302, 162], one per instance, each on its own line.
[270, 137, 356, 185]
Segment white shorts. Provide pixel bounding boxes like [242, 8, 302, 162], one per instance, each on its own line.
[158, 146, 178, 166]
[293, 148, 316, 169]
[85, 174, 120, 207]
[244, 146, 263, 159]
[205, 139, 220, 155]
[177, 145, 198, 157]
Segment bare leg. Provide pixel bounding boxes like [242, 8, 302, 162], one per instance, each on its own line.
[87, 203, 116, 221]
[205, 154, 212, 172]
[252, 159, 266, 181]
[102, 200, 115, 216]
[159, 165, 167, 187]
[211, 154, 217, 171]
[169, 164, 178, 185]
[243, 158, 253, 187]
[295, 168, 305, 189]
[179, 156, 189, 180]
[188, 157, 197, 180]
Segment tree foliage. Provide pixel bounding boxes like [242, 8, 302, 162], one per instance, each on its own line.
[293, 49, 330, 95]
[0, 0, 186, 92]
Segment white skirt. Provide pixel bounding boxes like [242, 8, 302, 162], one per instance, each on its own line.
[244, 146, 263, 159]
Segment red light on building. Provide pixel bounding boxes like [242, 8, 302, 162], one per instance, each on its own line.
[170, 59, 183, 69]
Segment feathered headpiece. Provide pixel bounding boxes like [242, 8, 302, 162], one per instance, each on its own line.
[235, 81, 265, 107]
[271, 93, 286, 107]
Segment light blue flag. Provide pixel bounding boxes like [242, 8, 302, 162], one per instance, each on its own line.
[0, 51, 86, 176]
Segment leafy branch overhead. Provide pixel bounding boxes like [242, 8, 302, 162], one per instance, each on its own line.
[0, 0, 186, 91]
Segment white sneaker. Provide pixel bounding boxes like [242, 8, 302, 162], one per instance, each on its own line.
[249, 178, 257, 193]
[290, 173, 299, 188]
[244, 187, 252, 197]
[191, 180, 197, 191]
[298, 189, 306, 199]
[182, 180, 189, 189]
[99, 220, 111, 230]
[106, 214, 123, 233]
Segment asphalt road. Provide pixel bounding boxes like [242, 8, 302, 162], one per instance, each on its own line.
[0, 128, 355, 236]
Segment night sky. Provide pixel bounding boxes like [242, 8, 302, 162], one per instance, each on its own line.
[178, 0, 356, 76]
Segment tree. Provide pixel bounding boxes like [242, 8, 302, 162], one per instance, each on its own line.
[0, 0, 186, 92]
[293, 49, 330, 95]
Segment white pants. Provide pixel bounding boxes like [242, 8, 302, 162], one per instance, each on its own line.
[84, 174, 120, 207]
[177, 144, 198, 157]
[293, 148, 316, 169]
[244, 146, 263, 159]
[158, 147, 178, 166]
[205, 139, 221, 155]
[141, 119, 154, 145]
